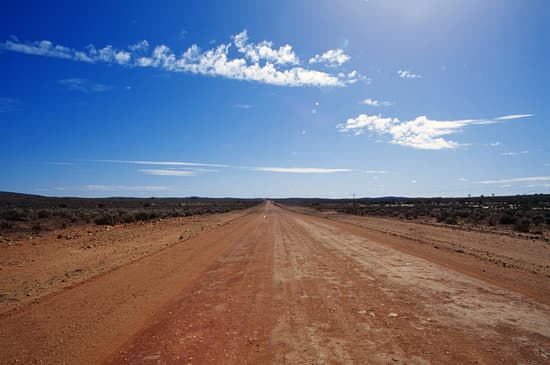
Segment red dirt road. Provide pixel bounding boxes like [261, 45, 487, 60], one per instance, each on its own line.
[1, 203, 549, 364]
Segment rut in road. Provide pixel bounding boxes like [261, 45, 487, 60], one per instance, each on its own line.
[106, 204, 550, 364]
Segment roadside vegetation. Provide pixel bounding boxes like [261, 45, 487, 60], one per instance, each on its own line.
[0, 192, 261, 234]
[276, 194, 550, 235]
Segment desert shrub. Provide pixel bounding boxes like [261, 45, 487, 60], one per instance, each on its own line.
[436, 211, 448, 223]
[445, 217, 458, 225]
[31, 223, 41, 231]
[0, 209, 26, 221]
[468, 210, 485, 223]
[513, 219, 531, 233]
[532, 215, 544, 226]
[94, 215, 116, 225]
[0, 220, 12, 230]
[53, 210, 71, 219]
[133, 212, 150, 222]
[456, 210, 470, 218]
[121, 214, 136, 224]
[499, 212, 516, 225]
[37, 210, 50, 219]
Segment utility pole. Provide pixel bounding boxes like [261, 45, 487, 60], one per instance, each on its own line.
[352, 193, 356, 211]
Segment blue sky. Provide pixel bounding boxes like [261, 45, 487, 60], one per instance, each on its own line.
[1, 0, 549, 198]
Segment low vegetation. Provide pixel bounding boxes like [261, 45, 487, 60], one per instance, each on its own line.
[0, 192, 261, 234]
[276, 194, 550, 234]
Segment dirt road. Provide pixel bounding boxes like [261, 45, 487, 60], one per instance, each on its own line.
[1, 203, 549, 364]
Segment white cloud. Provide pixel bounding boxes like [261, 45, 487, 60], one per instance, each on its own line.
[340, 70, 368, 84]
[233, 30, 299, 65]
[1, 31, 360, 87]
[397, 69, 422, 79]
[337, 113, 532, 150]
[98, 159, 229, 168]
[114, 51, 131, 64]
[139, 169, 197, 176]
[1, 39, 94, 62]
[173, 43, 350, 87]
[458, 177, 468, 182]
[253, 167, 351, 174]
[58, 78, 111, 92]
[128, 40, 150, 52]
[362, 98, 392, 107]
[85, 185, 168, 192]
[309, 49, 350, 67]
[97, 160, 352, 175]
[489, 141, 501, 147]
[496, 114, 533, 120]
[0, 97, 22, 112]
[479, 176, 550, 184]
[500, 150, 528, 156]
[365, 170, 386, 174]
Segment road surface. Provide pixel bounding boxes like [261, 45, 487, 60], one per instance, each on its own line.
[1, 203, 549, 364]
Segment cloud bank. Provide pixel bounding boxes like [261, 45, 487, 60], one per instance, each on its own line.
[1, 31, 364, 87]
